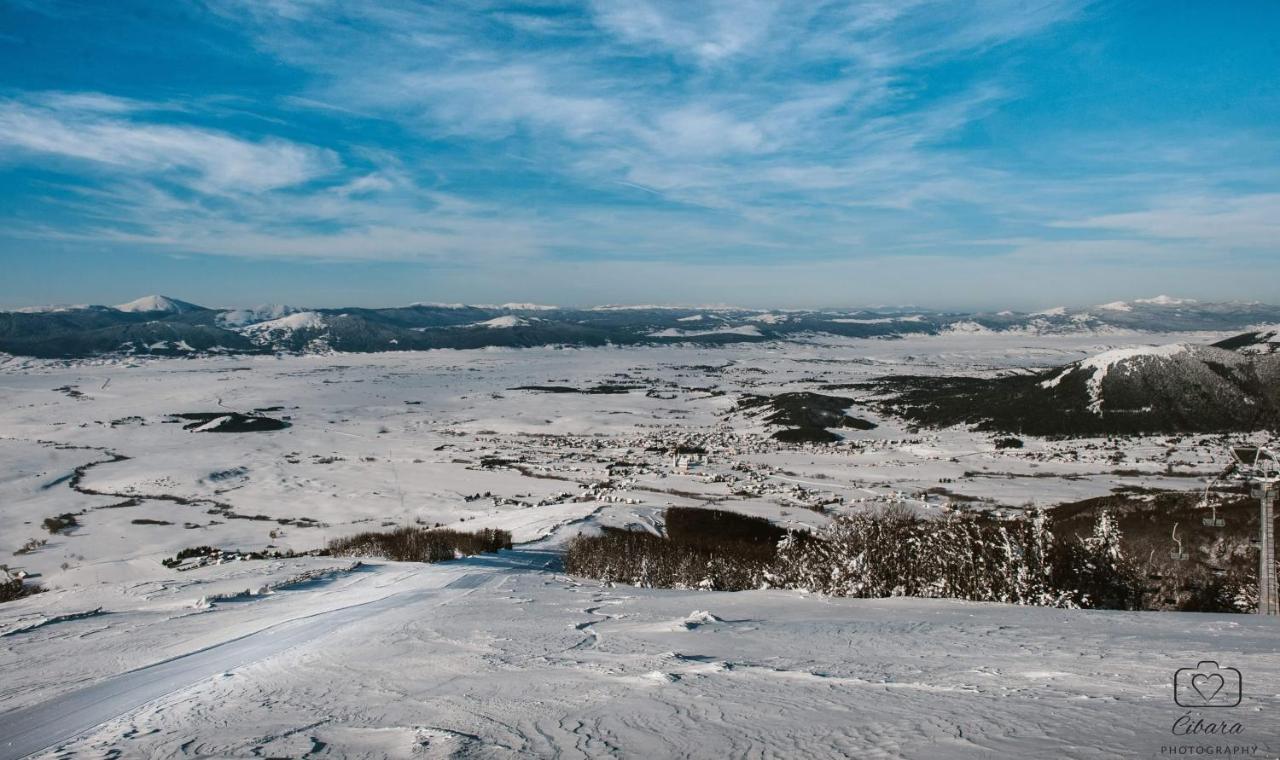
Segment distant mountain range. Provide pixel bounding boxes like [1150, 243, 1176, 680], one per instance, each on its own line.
[2, 294, 1279, 359]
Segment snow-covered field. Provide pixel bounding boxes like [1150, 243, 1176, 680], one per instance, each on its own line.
[2, 333, 1277, 758]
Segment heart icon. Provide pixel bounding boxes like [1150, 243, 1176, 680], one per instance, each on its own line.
[1191, 673, 1225, 703]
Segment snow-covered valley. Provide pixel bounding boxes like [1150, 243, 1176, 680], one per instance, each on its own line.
[2, 333, 1277, 758]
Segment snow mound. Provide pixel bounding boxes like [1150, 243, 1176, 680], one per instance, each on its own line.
[1040, 343, 1190, 413]
[114, 295, 203, 313]
[1031, 306, 1067, 317]
[681, 610, 723, 629]
[1096, 301, 1132, 312]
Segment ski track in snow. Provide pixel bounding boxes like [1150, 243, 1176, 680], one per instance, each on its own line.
[0, 563, 506, 760]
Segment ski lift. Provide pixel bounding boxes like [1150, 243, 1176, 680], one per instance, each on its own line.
[1199, 481, 1225, 527]
[1146, 549, 1165, 580]
[1197, 471, 1230, 527]
[1169, 522, 1188, 562]
[1232, 446, 1280, 481]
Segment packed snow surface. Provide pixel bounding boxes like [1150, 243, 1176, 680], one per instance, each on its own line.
[1, 550, 1276, 758]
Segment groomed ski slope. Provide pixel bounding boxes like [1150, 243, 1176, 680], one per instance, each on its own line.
[0, 559, 511, 760]
[3, 542, 1278, 759]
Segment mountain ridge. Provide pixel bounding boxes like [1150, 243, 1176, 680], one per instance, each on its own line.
[860, 339, 1280, 435]
[2, 295, 1280, 359]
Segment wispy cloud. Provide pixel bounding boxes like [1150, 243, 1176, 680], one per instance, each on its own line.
[218, 0, 1080, 216]
[0, 94, 337, 194]
[1056, 193, 1280, 249]
[588, 0, 780, 65]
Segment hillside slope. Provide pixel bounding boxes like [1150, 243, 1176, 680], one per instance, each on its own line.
[865, 341, 1280, 435]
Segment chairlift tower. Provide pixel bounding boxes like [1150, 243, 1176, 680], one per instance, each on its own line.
[1230, 446, 1279, 616]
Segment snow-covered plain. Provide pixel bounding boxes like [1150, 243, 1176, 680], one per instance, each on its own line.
[1, 332, 1277, 758]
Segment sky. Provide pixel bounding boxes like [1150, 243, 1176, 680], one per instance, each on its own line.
[0, 1, 1277, 310]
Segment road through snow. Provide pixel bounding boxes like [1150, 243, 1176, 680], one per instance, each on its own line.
[0, 566, 501, 760]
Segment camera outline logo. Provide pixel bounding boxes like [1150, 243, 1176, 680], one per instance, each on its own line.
[1173, 661, 1242, 708]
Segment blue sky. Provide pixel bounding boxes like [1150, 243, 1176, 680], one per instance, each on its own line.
[1, 1, 1277, 309]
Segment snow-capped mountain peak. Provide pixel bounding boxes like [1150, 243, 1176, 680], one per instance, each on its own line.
[216, 304, 302, 327]
[474, 315, 531, 328]
[240, 311, 325, 335]
[1040, 343, 1191, 413]
[114, 295, 205, 314]
[1133, 295, 1195, 306]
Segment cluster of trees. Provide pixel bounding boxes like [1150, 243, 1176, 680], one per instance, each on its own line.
[566, 506, 1150, 610]
[1, 565, 42, 604]
[565, 508, 784, 590]
[771, 506, 1142, 608]
[327, 525, 512, 563]
[1050, 489, 1265, 614]
[565, 507, 785, 590]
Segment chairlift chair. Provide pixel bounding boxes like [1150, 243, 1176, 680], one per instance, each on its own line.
[1197, 478, 1227, 527]
[1202, 504, 1226, 528]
